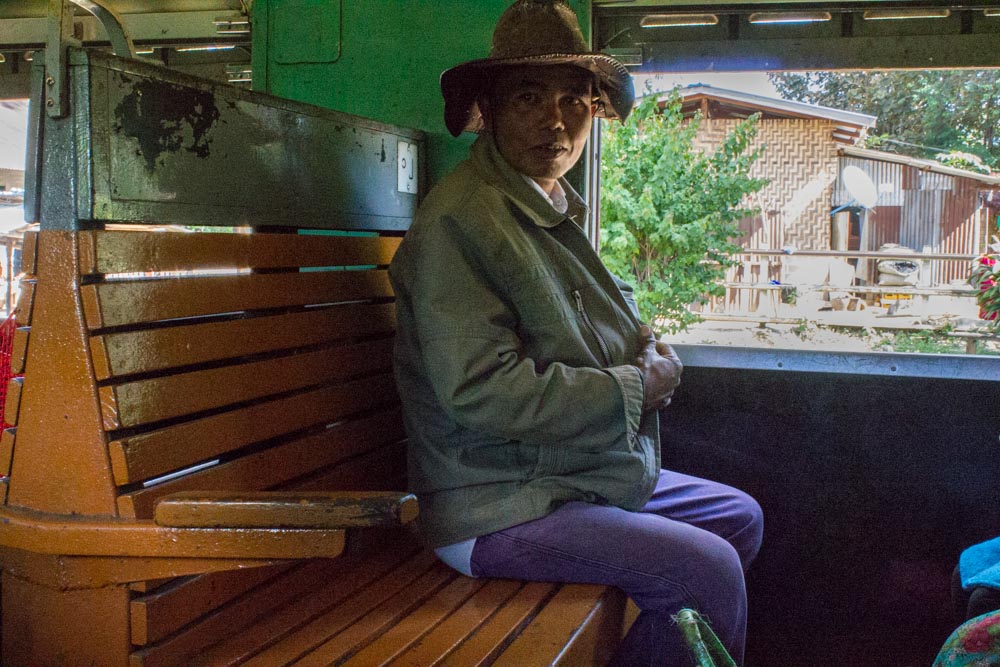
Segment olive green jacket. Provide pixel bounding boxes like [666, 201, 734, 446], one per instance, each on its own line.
[389, 133, 660, 549]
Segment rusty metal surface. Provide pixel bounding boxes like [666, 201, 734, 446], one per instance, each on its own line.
[29, 47, 424, 231]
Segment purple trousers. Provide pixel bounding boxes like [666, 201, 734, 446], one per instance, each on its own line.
[469, 469, 763, 666]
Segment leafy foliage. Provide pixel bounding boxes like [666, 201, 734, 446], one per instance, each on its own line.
[599, 90, 768, 333]
[970, 238, 1000, 329]
[769, 70, 1000, 169]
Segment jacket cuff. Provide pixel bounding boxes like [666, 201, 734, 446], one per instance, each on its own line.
[605, 365, 644, 445]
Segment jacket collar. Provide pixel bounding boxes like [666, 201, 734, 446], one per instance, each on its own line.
[470, 133, 589, 229]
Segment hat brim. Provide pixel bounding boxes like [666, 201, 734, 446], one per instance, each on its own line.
[441, 53, 635, 137]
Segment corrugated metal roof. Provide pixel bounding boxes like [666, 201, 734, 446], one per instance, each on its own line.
[666, 84, 878, 128]
[840, 146, 1000, 186]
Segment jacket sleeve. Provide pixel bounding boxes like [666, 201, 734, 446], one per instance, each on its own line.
[395, 215, 643, 450]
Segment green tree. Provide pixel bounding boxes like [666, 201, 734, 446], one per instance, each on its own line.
[768, 70, 1000, 168]
[600, 90, 768, 334]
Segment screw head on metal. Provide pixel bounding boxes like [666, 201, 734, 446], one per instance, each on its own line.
[46, 76, 55, 87]
[46, 98, 54, 107]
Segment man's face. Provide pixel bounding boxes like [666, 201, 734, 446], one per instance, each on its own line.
[484, 65, 596, 192]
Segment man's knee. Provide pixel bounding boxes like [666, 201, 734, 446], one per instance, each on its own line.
[729, 490, 764, 568]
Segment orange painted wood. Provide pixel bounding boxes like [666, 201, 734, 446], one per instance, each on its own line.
[243, 551, 443, 666]
[78, 230, 400, 274]
[387, 578, 525, 667]
[20, 230, 37, 275]
[131, 564, 292, 645]
[108, 372, 398, 486]
[2, 572, 131, 666]
[13, 280, 34, 326]
[437, 582, 558, 667]
[3, 377, 22, 427]
[10, 327, 28, 376]
[81, 269, 393, 328]
[291, 439, 408, 494]
[193, 538, 423, 665]
[91, 301, 395, 380]
[130, 559, 345, 667]
[117, 408, 406, 518]
[343, 574, 487, 666]
[154, 491, 418, 529]
[0, 427, 14, 477]
[493, 584, 624, 667]
[100, 337, 394, 430]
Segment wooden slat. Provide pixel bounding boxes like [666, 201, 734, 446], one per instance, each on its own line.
[243, 552, 446, 667]
[0, 427, 14, 477]
[13, 280, 34, 327]
[117, 407, 406, 518]
[439, 582, 558, 667]
[91, 301, 395, 380]
[192, 538, 424, 665]
[79, 230, 401, 274]
[3, 377, 22, 427]
[20, 230, 37, 275]
[108, 372, 398, 486]
[131, 564, 292, 645]
[387, 579, 525, 667]
[0, 477, 7, 504]
[154, 491, 418, 529]
[342, 576, 488, 666]
[81, 269, 393, 328]
[131, 559, 347, 667]
[102, 337, 394, 430]
[10, 326, 28, 375]
[493, 585, 622, 667]
[290, 440, 407, 494]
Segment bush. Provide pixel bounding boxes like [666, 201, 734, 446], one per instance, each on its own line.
[600, 89, 768, 334]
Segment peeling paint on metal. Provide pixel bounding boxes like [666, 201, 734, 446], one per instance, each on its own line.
[113, 78, 222, 172]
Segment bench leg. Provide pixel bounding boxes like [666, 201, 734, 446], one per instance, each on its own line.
[3, 572, 131, 665]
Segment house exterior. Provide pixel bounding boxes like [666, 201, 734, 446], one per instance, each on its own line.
[662, 84, 1000, 288]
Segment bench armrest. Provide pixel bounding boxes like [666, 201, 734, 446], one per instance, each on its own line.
[154, 491, 418, 529]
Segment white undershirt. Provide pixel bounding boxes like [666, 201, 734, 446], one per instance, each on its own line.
[433, 176, 569, 579]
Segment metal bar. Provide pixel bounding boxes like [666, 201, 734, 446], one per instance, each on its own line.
[44, 0, 76, 119]
[736, 249, 978, 261]
[68, 0, 135, 58]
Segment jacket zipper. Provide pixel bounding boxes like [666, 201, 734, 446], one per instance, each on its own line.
[573, 289, 613, 366]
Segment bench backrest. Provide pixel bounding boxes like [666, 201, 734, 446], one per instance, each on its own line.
[1, 47, 424, 665]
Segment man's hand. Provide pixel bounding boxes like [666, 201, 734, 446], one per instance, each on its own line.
[635, 325, 682, 411]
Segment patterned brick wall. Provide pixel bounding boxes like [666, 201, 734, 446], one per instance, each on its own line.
[688, 118, 842, 251]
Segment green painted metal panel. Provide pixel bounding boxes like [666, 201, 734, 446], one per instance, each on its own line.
[255, 0, 591, 187]
[273, 0, 342, 64]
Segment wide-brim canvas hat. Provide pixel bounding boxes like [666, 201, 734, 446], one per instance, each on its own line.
[441, 0, 635, 137]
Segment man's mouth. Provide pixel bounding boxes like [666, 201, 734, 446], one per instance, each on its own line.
[532, 143, 567, 157]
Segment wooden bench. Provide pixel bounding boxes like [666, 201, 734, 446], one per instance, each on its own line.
[0, 47, 628, 665]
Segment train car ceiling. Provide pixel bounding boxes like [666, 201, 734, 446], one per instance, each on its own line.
[593, 1, 1000, 71]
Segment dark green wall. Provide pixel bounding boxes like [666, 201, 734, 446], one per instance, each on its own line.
[253, 0, 590, 187]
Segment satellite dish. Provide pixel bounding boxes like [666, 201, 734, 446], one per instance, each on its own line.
[842, 166, 879, 209]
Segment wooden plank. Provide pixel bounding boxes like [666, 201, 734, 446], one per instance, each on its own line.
[342, 576, 488, 666]
[131, 559, 346, 667]
[3, 376, 22, 426]
[493, 585, 621, 667]
[117, 407, 406, 518]
[154, 491, 418, 529]
[92, 301, 395, 380]
[193, 539, 424, 665]
[79, 230, 401, 275]
[0, 427, 14, 477]
[108, 372, 398, 486]
[291, 440, 408, 494]
[20, 230, 37, 275]
[246, 553, 448, 667]
[81, 269, 393, 328]
[440, 582, 558, 667]
[387, 579, 525, 667]
[10, 326, 28, 375]
[13, 280, 34, 327]
[131, 564, 293, 645]
[102, 337, 394, 430]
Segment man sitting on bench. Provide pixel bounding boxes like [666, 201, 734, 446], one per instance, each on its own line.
[389, 1, 763, 664]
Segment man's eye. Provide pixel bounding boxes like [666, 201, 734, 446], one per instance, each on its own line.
[518, 92, 538, 103]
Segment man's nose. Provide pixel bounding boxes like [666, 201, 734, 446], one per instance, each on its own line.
[538, 98, 565, 130]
